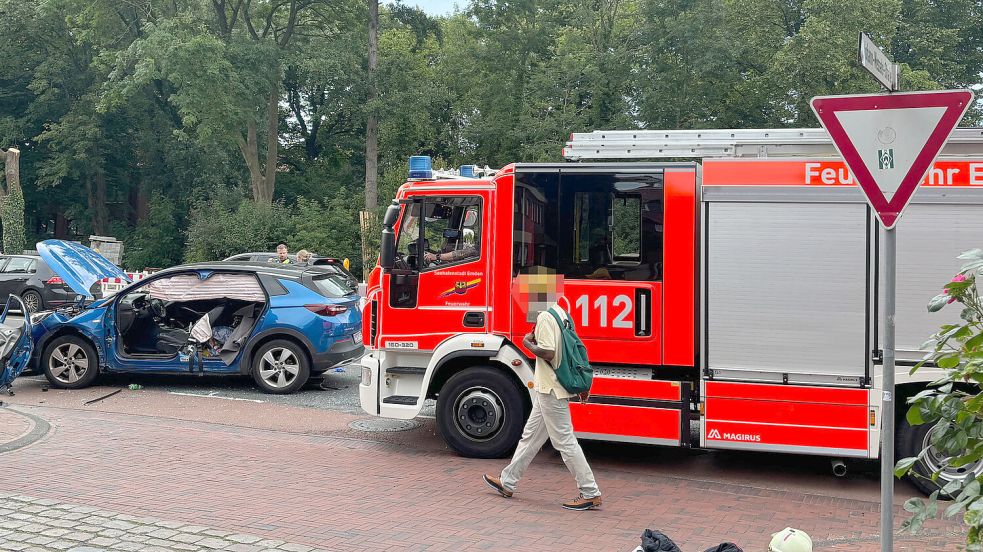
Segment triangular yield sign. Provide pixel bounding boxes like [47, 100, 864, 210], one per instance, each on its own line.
[811, 90, 974, 228]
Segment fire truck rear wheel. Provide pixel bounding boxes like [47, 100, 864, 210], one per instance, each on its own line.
[437, 366, 527, 459]
[898, 417, 983, 498]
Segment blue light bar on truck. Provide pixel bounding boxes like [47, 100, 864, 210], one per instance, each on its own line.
[459, 165, 476, 178]
[408, 156, 433, 179]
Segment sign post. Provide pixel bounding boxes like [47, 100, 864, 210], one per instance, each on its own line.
[812, 88, 973, 552]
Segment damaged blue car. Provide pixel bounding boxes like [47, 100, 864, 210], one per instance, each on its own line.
[17, 240, 363, 394]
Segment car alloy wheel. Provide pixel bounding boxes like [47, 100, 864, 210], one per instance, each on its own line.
[48, 343, 90, 384]
[258, 347, 301, 389]
[21, 292, 41, 313]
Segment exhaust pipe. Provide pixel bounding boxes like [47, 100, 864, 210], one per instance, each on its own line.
[831, 459, 848, 477]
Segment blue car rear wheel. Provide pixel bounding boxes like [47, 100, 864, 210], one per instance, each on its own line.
[251, 339, 310, 394]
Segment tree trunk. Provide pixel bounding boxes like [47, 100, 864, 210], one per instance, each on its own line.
[238, 121, 265, 203]
[2, 148, 20, 196]
[0, 148, 25, 255]
[361, 0, 380, 280]
[130, 184, 150, 224]
[364, 0, 379, 214]
[86, 167, 108, 235]
[260, 83, 279, 204]
[237, 85, 280, 205]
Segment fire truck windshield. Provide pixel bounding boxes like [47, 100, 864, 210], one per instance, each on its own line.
[394, 197, 482, 271]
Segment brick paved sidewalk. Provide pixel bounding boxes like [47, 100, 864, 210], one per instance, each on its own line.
[0, 493, 328, 552]
[0, 405, 967, 551]
[0, 408, 32, 446]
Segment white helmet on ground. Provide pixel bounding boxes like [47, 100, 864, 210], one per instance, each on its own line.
[768, 528, 813, 552]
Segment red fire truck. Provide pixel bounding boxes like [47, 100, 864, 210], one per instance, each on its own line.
[359, 128, 983, 493]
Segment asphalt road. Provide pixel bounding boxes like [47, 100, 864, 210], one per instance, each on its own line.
[16, 365, 440, 417]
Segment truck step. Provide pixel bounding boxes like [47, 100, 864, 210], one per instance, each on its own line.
[386, 367, 426, 375]
[382, 395, 419, 405]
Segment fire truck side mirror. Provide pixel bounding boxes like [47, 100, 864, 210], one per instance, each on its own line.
[380, 227, 396, 270]
[382, 201, 401, 227]
[380, 201, 401, 270]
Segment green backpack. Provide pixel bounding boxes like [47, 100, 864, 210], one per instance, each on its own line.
[547, 308, 593, 394]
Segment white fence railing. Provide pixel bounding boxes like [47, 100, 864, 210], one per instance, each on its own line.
[99, 272, 150, 296]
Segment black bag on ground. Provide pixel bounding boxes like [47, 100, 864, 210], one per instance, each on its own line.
[640, 529, 683, 552]
[703, 544, 743, 552]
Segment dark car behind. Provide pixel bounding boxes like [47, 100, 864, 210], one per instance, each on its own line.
[0, 255, 79, 312]
[223, 252, 359, 286]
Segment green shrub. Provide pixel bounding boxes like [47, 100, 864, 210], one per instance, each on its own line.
[184, 188, 365, 274]
[897, 248, 983, 546]
[1, 186, 26, 255]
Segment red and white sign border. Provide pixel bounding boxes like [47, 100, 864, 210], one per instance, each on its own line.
[810, 90, 974, 229]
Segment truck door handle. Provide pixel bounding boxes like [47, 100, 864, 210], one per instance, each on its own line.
[635, 288, 652, 337]
[463, 312, 485, 328]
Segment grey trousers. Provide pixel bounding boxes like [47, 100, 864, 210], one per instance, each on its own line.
[500, 390, 600, 498]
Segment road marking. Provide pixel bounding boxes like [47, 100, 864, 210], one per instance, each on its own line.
[168, 391, 264, 403]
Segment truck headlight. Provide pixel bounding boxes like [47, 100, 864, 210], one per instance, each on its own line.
[361, 365, 372, 386]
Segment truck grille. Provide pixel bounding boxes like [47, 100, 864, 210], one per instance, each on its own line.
[370, 300, 378, 344]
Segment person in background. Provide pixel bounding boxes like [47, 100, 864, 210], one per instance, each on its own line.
[270, 243, 291, 264]
[296, 250, 312, 266]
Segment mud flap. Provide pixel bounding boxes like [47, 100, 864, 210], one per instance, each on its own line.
[0, 296, 34, 394]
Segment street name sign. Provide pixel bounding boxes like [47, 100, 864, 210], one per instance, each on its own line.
[810, 90, 974, 228]
[858, 33, 898, 91]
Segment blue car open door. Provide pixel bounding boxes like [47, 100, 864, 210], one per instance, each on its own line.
[0, 296, 34, 394]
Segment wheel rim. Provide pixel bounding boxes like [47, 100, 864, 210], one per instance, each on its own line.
[23, 294, 39, 313]
[48, 343, 89, 384]
[454, 386, 504, 441]
[258, 347, 300, 388]
[921, 425, 983, 485]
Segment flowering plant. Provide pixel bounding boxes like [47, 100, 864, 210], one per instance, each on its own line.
[897, 249, 983, 547]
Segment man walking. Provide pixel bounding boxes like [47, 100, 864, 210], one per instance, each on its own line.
[483, 269, 601, 510]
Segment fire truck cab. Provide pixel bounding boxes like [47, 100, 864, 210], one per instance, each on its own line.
[360, 128, 983, 493]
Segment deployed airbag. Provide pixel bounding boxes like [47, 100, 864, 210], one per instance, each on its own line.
[144, 274, 265, 302]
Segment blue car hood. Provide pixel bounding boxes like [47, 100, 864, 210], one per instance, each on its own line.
[37, 240, 130, 299]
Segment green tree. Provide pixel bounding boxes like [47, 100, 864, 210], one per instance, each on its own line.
[123, 192, 182, 270]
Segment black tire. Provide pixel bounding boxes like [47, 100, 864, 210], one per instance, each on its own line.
[437, 366, 528, 459]
[20, 291, 42, 313]
[898, 417, 983, 498]
[251, 339, 310, 394]
[42, 335, 99, 390]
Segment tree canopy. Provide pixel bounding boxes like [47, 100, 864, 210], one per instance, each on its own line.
[1, 0, 980, 271]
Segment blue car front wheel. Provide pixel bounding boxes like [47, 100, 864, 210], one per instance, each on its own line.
[43, 335, 99, 389]
[251, 339, 310, 394]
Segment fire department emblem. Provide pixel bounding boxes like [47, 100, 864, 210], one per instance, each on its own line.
[439, 278, 481, 298]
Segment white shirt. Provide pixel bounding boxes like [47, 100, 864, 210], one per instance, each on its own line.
[532, 305, 574, 400]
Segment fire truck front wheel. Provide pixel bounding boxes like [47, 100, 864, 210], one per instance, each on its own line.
[898, 417, 983, 497]
[437, 366, 527, 459]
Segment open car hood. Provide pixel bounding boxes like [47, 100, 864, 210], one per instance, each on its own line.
[37, 239, 130, 299]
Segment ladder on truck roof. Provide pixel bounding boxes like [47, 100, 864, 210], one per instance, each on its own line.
[562, 127, 983, 160]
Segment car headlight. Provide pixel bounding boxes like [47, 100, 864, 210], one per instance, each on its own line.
[29, 311, 52, 325]
[361, 365, 372, 386]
